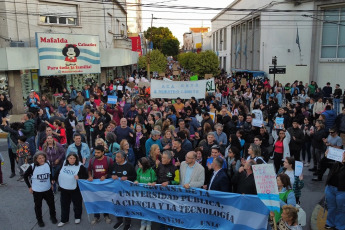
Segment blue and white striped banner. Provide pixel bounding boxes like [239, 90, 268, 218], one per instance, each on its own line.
[78, 179, 269, 230]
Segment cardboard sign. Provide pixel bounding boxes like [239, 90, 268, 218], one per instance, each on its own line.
[138, 82, 150, 88]
[107, 96, 118, 104]
[295, 161, 303, 177]
[252, 164, 279, 194]
[173, 64, 178, 71]
[229, 83, 234, 89]
[241, 78, 247, 86]
[159, 72, 165, 77]
[173, 71, 180, 76]
[327, 147, 345, 162]
[127, 82, 135, 88]
[205, 74, 213, 79]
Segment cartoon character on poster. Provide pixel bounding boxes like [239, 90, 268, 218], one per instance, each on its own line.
[62, 44, 80, 66]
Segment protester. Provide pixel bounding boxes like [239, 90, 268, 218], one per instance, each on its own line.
[269, 205, 302, 230]
[275, 174, 297, 223]
[207, 157, 230, 192]
[55, 152, 88, 227]
[87, 145, 113, 225]
[179, 151, 205, 189]
[66, 133, 90, 166]
[23, 152, 57, 227]
[272, 127, 291, 173]
[232, 159, 257, 195]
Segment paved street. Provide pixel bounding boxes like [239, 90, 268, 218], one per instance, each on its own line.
[0, 138, 325, 230]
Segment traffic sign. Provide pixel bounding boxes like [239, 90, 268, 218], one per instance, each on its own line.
[269, 67, 286, 74]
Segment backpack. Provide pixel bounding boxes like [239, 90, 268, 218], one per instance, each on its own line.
[89, 156, 111, 170]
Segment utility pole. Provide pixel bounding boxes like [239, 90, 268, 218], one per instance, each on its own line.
[147, 14, 154, 80]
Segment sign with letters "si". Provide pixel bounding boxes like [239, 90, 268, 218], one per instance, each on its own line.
[206, 78, 215, 93]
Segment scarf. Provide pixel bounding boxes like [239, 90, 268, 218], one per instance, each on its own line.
[135, 132, 142, 148]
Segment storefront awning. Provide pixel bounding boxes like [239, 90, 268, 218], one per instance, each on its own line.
[231, 68, 266, 78]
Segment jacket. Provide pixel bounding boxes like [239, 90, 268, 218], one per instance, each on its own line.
[208, 168, 230, 192]
[156, 162, 178, 185]
[322, 109, 336, 130]
[326, 162, 345, 191]
[22, 119, 35, 138]
[66, 143, 90, 165]
[42, 142, 66, 166]
[0, 100, 12, 112]
[311, 128, 327, 150]
[272, 130, 291, 159]
[179, 161, 205, 188]
[335, 113, 345, 133]
[278, 168, 304, 199]
[287, 127, 304, 150]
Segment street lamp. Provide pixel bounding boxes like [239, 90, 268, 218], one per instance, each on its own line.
[272, 56, 277, 84]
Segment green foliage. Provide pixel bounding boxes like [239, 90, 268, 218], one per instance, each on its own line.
[194, 50, 220, 77]
[177, 52, 197, 72]
[161, 38, 180, 57]
[178, 51, 219, 77]
[144, 27, 176, 51]
[138, 49, 167, 73]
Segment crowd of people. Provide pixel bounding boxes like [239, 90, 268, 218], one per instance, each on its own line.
[0, 66, 345, 230]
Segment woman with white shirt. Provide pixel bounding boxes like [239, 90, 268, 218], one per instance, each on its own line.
[55, 152, 88, 227]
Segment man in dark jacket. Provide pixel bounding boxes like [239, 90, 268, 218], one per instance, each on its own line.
[156, 150, 178, 185]
[207, 157, 230, 192]
[232, 160, 257, 195]
[287, 119, 304, 161]
[21, 113, 36, 154]
[109, 151, 136, 230]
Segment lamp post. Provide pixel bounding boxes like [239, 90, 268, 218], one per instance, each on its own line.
[272, 56, 277, 85]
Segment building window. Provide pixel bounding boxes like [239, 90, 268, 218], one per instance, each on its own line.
[321, 7, 345, 58]
[39, 3, 78, 26]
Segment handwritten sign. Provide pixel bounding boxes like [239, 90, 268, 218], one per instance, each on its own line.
[107, 96, 118, 104]
[327, 147, 345, 162]
[159, 72, 165, 77]
[117, 85, 123, 91]
[295, 161, 303, 176]
[173, 70, 180, 76]
[206, 78, 215, 93]
[127, 82, 135, 88]
[275, 117, 284, 129]
[205, 74, 213, 79]
[240, 78, 247, 86]
[252, 164, 278, 194]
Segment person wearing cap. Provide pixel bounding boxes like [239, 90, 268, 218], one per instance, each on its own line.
[173, 97, 184, 119]
[145, 130, 163, 156]
[312, 128, 342, 182]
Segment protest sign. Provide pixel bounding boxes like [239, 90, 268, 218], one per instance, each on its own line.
[127, 82, 135, 88]
[173, 71, 180, 76]
[241, 78, 247, 86]
[190, 75, 198, 81]
[206, 78, 215, 93]
[163, 77, 173, 82]
[151, 79, 206, 99]
[78, 179, 269, 230]
[205, 74, 213, 79]
[159, 72, 165, 77]
[138, 82, 150, 88]
[209, 112, 216, 122]
[275, 117, 284, 129]
[252, 164, 280, 213]
[327, 147, 345, 162]
[295, 161, 303, 177]
[107, 96, 117, 104]
[117, 85, 123, 91]
[252, 119, 263, 127]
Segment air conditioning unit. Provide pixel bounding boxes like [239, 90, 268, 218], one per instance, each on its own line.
[10, 41, 25, 47]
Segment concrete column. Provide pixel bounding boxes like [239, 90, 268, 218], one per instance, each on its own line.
[8, 70, 25, 114]
[100, 68, 107, 84]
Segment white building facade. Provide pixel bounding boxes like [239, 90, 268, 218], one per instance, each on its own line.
[0, 0, 138, 114]
[211, 0, 345, 87]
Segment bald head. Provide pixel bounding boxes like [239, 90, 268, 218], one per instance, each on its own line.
[185, 151, 197, 165]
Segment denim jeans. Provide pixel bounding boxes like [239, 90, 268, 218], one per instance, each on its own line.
[334, 98, 340, 115]
[74, 104, 84, 121]
[301, 141, 311, 163]
[325, 185, 345, 229]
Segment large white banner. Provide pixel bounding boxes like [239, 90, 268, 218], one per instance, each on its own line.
[36, 33, 101, 76]
[151, 79, 207, 99]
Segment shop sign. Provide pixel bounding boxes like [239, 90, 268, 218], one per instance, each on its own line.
[36, 33, 101, 76]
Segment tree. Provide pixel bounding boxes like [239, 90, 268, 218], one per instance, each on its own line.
[178, 52, 197, 72]
[138, 49, 167, 73]
[144, 27, 176, 51]
[161, 38, 180, 57]
[194, 50, 220, 77]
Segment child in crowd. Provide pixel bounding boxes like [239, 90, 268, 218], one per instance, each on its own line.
[16, 136, 31, 181]
[0, 152, 6, 186]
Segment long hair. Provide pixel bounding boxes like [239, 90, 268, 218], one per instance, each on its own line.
[42, 135, 57, 151]
[65, 152, 80, 166]
[138, 157, 151, 173]
[33, 151, 48, 166]
[278, 173, 292, 190]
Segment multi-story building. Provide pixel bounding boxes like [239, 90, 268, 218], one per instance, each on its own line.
[182, 27, 210, 53]
[0, 0, 139, 114]
[211, 0, 345, 87]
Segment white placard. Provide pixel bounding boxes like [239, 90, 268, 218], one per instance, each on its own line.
[151, 79, 207, 99]
[295, 161, 303, 177]
[252, 164, 279, 194]
[36, 33, 100, 76]
[252, 118, 263, 127]
[107, 96, 118, 104]
[117, 86, 123, 91]
[327, 147, 345, 162]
